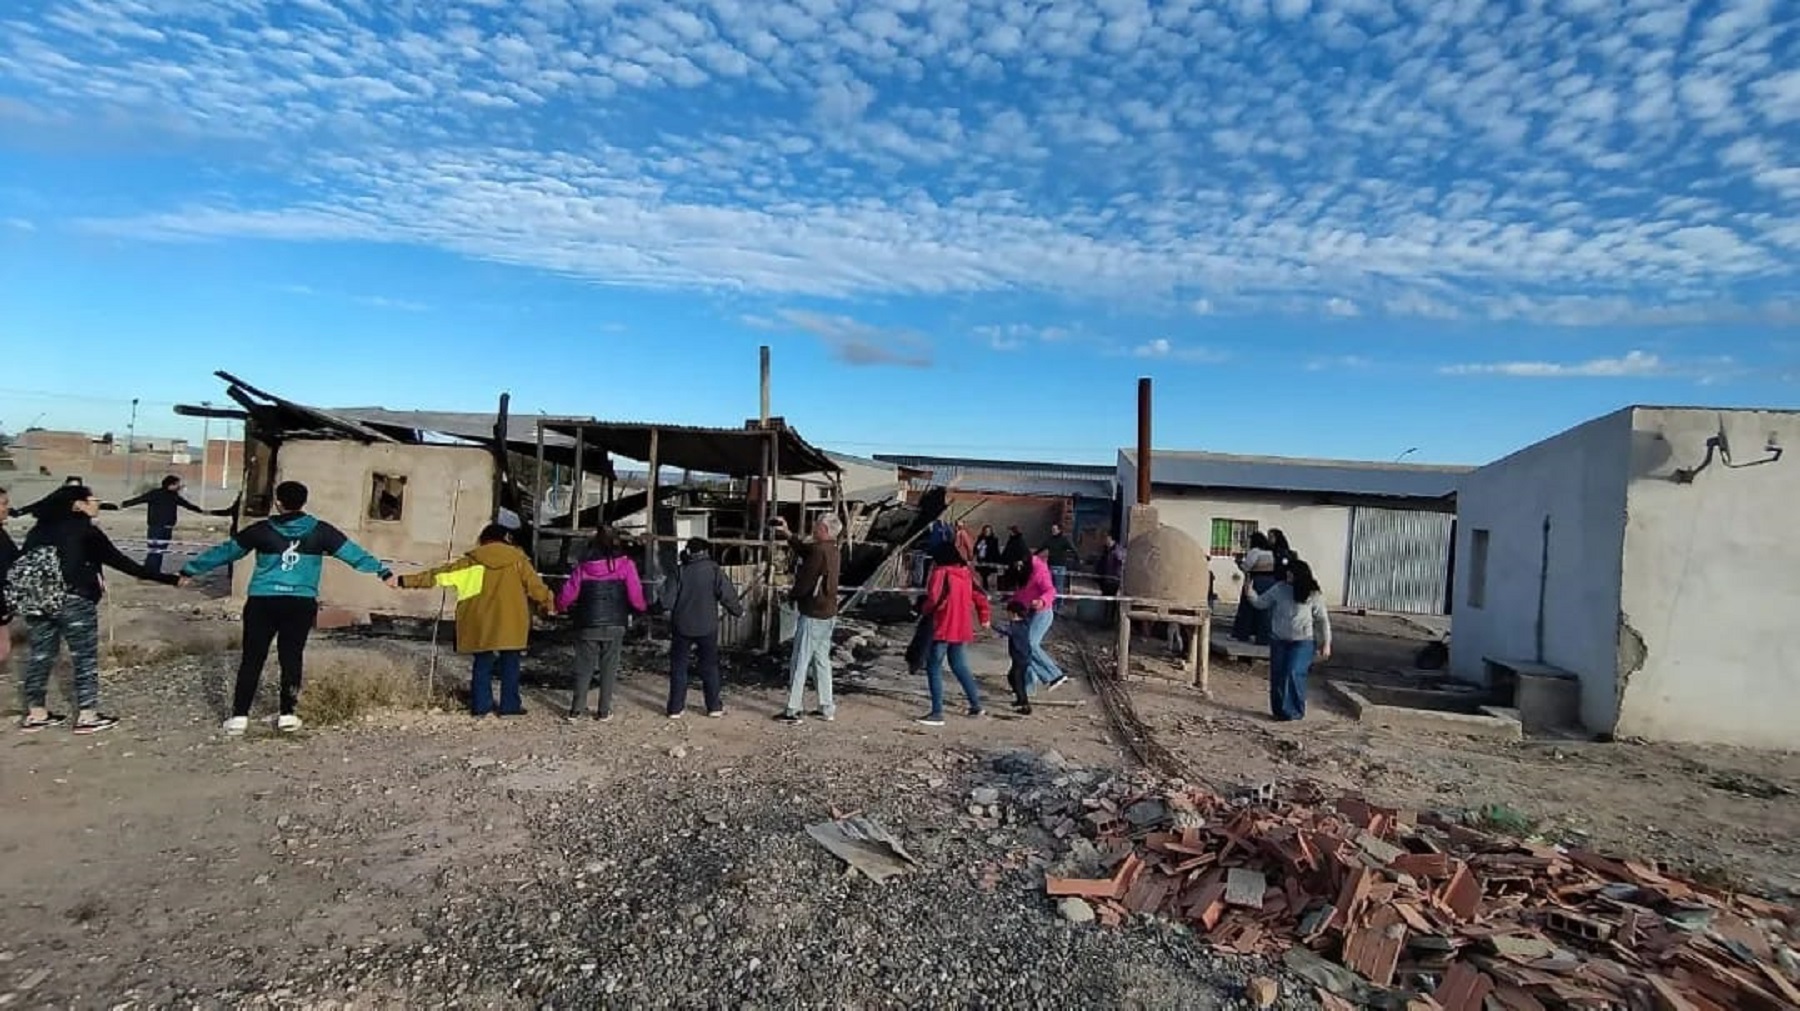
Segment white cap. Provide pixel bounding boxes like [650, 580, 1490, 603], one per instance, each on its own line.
[495, 507, 522, 530]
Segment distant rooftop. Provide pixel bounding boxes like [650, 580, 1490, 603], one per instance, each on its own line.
[873, 453, 1114, 479]
[1121, 449, 1471, 500]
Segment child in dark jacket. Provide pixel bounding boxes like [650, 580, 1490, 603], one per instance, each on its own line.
[993, 601, 1034, 715]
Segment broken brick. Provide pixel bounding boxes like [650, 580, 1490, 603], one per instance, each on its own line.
[1437, 862, 1482, 922]
[1431, 963, 1494, 1011]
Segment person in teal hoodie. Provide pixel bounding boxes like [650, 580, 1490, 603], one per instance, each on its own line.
[182, 480, 394, 736]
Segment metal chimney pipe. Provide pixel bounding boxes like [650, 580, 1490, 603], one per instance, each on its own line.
[759, 345, 771, 426]
[1136, 377, 1152, 505]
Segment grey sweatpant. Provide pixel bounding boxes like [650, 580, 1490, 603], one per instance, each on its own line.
[571, 627, 625, 717]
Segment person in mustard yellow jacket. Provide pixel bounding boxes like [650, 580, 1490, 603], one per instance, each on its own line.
[398, 524, 556, 717]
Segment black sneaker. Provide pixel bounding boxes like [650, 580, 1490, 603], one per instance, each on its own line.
[774, 711, 802, 725]
[809, 710, 835, 722]
[72, 714, 119, 735]
[19, 712, 69, 733]
[1012, 703, 1034, 716]
[913, 714, 946, 727]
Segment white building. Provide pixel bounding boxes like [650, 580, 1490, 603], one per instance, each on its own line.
[1118, 450, 1470, 614]
[1451, 406, 1798, 750]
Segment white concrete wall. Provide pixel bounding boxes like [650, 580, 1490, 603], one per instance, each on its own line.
[1612, 408, 1800, 749]
[1121, 487, 1353, 605]
[1449, 410, 1633, 732]
[772, 458, 900, 504]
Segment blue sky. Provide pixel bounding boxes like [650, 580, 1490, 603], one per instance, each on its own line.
[1, 0, 1797, 468]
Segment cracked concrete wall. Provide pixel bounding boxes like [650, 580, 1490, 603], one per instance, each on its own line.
[1449, 409, 1633, 734]
[1613, 408, 1800, 749]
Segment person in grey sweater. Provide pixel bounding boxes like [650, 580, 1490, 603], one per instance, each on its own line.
[659, 537, 744, 718]
[1243, 559, 1332, 722]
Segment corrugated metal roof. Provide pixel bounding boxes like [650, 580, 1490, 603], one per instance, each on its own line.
[875, 453, 1113, 481]
[1120, 449, 1470, 500]
[942, 474, 1116, 499]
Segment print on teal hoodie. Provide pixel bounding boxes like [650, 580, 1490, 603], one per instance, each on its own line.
[182, 513, 391, 598]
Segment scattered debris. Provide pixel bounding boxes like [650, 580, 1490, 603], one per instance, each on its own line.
[1058, 897, 1097, 925]
[804, 816, 919, 884]
[1245, 975, 1280, 1008]
[1033, 776, 1800, 1009]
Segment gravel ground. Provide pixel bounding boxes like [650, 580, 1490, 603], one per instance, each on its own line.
[1, 605, 1320, 1010]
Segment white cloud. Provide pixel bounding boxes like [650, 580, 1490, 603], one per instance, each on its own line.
[1129, 337, 1229, 363]
[1438, 349, 1736, 379]
[0, 0, 1794, 332]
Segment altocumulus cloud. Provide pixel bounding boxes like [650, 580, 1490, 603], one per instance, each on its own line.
[0, 0, 1795, 325]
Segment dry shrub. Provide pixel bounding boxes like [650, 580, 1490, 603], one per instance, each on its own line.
[296, 647, 432, 727]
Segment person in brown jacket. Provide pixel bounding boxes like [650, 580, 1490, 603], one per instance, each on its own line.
[398, 524, 556, 717]
[772, 515, 842, 724]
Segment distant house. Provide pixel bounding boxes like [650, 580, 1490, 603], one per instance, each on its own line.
[1452, 406, 1798, 749]
[875, 454, 1117, 560]
[1118, 450, 1471, 615]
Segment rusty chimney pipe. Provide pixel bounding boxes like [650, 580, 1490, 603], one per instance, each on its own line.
[1136, 377, 1152, 505]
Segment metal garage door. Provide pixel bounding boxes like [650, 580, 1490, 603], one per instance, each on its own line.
[1344, 507, 1454, 615]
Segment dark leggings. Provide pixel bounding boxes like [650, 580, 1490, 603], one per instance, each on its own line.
[237, 596, 317, 717]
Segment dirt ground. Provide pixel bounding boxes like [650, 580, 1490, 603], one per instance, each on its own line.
[1, 519, 1797, 1007]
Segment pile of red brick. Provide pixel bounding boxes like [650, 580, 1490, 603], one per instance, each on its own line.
[1043, 783, 1798, 1010]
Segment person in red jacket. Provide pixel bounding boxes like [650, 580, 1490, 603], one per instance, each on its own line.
[915, 542, 990, 727]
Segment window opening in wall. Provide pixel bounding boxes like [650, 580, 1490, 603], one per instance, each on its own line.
[1209, 518, 1259, 558]
[1469, 529, 1490, 609]
[369, 474, 407, 522]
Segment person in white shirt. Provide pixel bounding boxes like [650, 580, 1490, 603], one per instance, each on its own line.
[1243, 559, 1332, 721]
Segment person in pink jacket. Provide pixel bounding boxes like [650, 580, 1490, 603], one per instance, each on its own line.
[556, 527, 647, 721]
[1009, 551, 1068, 694]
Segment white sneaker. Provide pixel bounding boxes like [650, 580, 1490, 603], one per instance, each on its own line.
[276, 714, 303, 733]
[222, 716, 249, 736]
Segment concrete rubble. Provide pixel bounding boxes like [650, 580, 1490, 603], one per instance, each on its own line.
[1020, 774, 1800, 1010]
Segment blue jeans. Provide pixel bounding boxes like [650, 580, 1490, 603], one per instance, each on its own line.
[145, 524, 175, 575]
[1267, 639, 1315, 721]
[784, 615, 836, 717]
[471, 650, 523, 715]
[669, 632, 722, 715]
[1025, 608, 1065, 689]
[925, 641, 982, 716]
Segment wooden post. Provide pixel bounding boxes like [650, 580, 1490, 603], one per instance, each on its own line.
[1185, 608, 1202, 676]
[1195, 607, 1212, 695]
[644, 427, 661, 589]
[491, 392, 511, 523]
[571, 423, 585, 529]
[533, 416, 547, 556]
[766, 428, 783, 651]
[1115, 600, 1133, 681]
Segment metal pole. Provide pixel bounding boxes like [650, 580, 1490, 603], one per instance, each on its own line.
[1135, 378, 1153, 506]
[199, 405, 212, 511]
[759, 344, 771, 426]
[125, 397, 140, 494]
